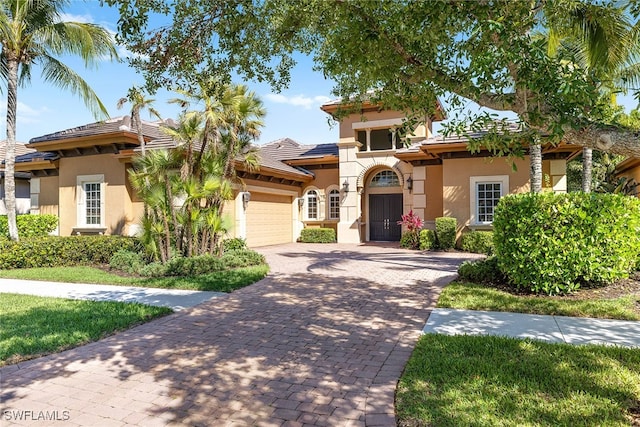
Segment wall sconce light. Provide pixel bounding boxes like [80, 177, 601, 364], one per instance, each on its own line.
[342, 179, 349, 192]
[242, 192, 251, 210]
[406, 176, 413, 193]
[298, 197, 305, 209]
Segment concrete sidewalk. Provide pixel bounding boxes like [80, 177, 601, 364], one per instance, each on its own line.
[0, 278, 225, 311]
[424, 308, 640, 348]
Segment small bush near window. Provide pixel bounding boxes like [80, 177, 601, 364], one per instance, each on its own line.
[109, 250, 144, 274]
[494, 192, 640, 295]
[0, 214, 58, 238]
[0, 236, 138, 269]
[460, 231, 494, 254]
[458, 256, 503, 283]
[419, 229, 436, 250]
[300, 228, 336, 243]
[435, 217, 457, 250]
[223, 237, 247, 252]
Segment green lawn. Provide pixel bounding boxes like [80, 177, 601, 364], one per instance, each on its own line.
[0, 293, 172, 366]
[397, 334, 640, 427]
[438, 282, 640, 320]
[0, 264, 269, 292]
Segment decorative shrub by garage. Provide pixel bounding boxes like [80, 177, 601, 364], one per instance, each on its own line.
[493, 192, 640, 295]
[300, 228, 336, 243]
[0, 214, 58, 238]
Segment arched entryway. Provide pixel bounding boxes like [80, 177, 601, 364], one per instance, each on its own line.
[366, 169, 403, 241]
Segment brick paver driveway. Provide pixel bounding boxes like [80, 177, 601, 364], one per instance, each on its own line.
[1, 244, 477, 426]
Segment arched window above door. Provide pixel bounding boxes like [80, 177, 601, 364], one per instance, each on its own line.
[369, 170, 400, 187]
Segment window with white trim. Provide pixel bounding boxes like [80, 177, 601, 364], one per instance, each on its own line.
[306, 190, 318, 220]
[470, 175, 508, 225]
[328, 189, 340, 220]
[77, 175, 105, 227]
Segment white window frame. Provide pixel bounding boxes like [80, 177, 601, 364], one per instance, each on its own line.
[305, 189, 319, 220]
[469, 175, 508, 225]
[76, 174, 105, 228]
[327, 188, 340, 220]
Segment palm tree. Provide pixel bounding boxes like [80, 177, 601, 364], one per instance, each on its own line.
[117, 86, 161, 155]
[0, 0, 117, 240]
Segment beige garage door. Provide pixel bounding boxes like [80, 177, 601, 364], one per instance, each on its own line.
[245, 192, 293, 247]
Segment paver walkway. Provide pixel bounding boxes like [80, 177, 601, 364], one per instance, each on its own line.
[0, 243, 477, 426]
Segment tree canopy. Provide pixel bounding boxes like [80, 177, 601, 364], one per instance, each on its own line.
[105, 0, 640, 157]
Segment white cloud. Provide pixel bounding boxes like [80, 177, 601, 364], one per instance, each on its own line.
[58, 13, 95, 24]
[264, 93, 331, 109]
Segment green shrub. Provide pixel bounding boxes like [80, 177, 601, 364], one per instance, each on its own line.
[0, 236, 138, 269]
[494, 192, 640, 295]
[419, 229, 436, 250]
[460, 231, 494, 254]
[221, 249, 266, 268]
[300, 228, 336, 243]
[458, 256, 503, 283]
[139, 262, 168, 277]
[0, 214, 58, 238]
[164, 255, 225, 276]
[435, 217, 457, 250]
[223, 237, 247, 252]
[400, 231, 417, 249]
[109, 250, 144, 274]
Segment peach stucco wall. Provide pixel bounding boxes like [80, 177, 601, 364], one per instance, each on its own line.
[38, 176, 60, 217]
[442, 156, 530, 233]
[58, 155, 134, 235]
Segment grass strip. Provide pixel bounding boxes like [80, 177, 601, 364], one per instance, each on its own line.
[0, 293, 172, 365]
[437, 282, 640, 320]
[397, 334, 640, 427]
[0, 264, 269, 292]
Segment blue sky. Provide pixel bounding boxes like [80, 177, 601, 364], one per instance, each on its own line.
[3, 1, 638, 146]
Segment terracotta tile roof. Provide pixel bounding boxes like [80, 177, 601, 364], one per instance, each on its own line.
[0, 140, 36, 158]
[28, 116, 168, 144]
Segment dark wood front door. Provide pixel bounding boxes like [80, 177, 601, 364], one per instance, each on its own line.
[369, 194, 403, 241]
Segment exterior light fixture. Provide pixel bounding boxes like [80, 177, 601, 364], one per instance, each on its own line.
[343, 179, 349, 192]
[242, 192, 251, 210]
[298, 197, 305, 209]
[406, 176, 413, 192]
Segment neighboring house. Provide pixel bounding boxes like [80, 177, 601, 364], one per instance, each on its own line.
[615, 157, 640, 196]
[0, 140, 36, 215]
[15, 101, 580, 246]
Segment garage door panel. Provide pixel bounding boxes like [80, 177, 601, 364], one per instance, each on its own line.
[245, 193, 293, 247]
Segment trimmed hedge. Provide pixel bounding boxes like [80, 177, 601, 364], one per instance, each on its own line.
[0, 214, 58, 238]
[494, 192, 640, 295]
[458, 256, 503, 283]
[460, 231, 494, 255]
[300, 228, 336, 243]
[223, 237, 248, 252]
[0, 236, 139, 269]
[435, 217, 457, 250]
[419, 229, 436, 250]
[159, 250, 266, 277]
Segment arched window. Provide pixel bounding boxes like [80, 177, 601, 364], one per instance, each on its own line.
[370, 170, 400, 187]
[328, 189, 340, 220]
[306, 190, 318, 220]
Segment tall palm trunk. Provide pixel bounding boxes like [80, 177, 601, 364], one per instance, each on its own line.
[5, 58, 19, 241]
[529, 142, 543, 193]
[582, 147, 592, 193]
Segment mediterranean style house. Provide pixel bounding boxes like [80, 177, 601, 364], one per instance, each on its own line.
[15, 101, 582, 247]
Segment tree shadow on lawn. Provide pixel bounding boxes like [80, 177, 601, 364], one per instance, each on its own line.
[0, 271, 448, 425]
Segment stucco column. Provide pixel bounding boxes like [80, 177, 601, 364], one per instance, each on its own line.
[337, 138, 363, 243]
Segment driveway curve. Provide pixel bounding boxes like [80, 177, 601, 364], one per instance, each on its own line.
[0, 244, 477, 426]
